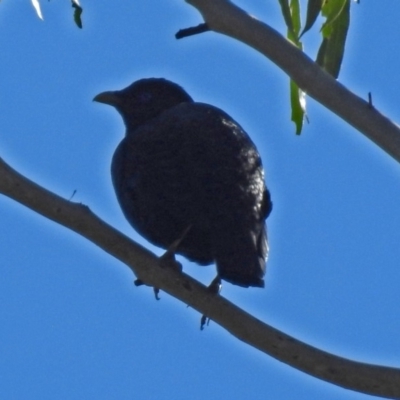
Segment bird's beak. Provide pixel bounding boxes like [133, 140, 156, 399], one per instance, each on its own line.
[93, 91, 121, 107]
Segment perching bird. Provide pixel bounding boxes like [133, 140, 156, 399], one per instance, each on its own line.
[94, 78, 272, 288]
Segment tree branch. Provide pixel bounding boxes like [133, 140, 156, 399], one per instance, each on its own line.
[1, 156, 400, 399]
[175, 22, 210, 39]
[185, 0, 400, 164]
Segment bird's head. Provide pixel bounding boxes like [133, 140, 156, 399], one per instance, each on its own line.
[93, 78, 193, 132]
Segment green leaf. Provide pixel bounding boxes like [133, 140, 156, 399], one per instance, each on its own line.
[320, 0, 347, 38]
[300, 0, 323, 37]
[278, 0, 307, 134]
[72, 0, 83, 29]
[316, 0, 350, 78]
[278, 0, 295, 37]
[290, 80, 306, 135]
[289, 0, 301, 38]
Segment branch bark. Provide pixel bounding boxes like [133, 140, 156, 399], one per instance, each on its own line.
[185, 0, 400, 164]
[1, 156, 400, 399]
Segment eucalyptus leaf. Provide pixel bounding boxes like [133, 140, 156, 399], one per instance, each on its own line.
[290, 80, 306, 135]
[317, 0, 350, 78]
[72, 1, 83, 29]
[31, 0, 43, 20]
[321, 0, 347, 38]
[300, 0, 323, 37]
[278, 0, 295, 36]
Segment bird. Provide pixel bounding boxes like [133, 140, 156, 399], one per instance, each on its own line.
[94, 78, 272, 288]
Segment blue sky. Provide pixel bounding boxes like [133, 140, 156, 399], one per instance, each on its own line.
[0, 1, 399, 399]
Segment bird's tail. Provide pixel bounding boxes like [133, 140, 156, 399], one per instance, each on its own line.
[215, 226, 267, 288]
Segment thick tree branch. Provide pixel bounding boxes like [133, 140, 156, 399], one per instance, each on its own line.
[1, 157, 400, 399]
[185, 0, 400, 164]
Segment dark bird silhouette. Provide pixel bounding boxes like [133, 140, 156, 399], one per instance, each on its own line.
[94, 78, 272, 288]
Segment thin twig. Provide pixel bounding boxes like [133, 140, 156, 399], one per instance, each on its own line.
[175, 23, 210, 39]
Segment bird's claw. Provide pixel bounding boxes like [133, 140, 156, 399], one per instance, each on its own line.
[200, 276, 222, 330]
[200, 314, 210, 330]
[135, 226, 190, 300]
[159, 225, 192, 272]
[134, 279, 160, 300]
[159, 251, 182, 273]
[207, 276, 222, 295]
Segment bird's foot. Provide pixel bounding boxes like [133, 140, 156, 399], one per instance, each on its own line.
[154, 252, 183, 301]
[159, 224, 192, 273]
[207, 276, 222, 295]
[134, 279, 161, 300]
[134, 226, 192, 301]
[159, 251, 182, 273]
[200, 276, 222, 330]
[161, 224, 192, 263]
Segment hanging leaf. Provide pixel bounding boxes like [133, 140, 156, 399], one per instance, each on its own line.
[320, 0, 347, 38]
[278, 0, 295, 37]
[289, 0, 301, 39]
[289, 0, 306, 134]
[300, 0, 323, 37]
[316, 0, 350, 78]
[72, 0, 83, 29]
[31, 0, 43, 20]
[290, 80, 306, 135]
[278, 0, 307, 134]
